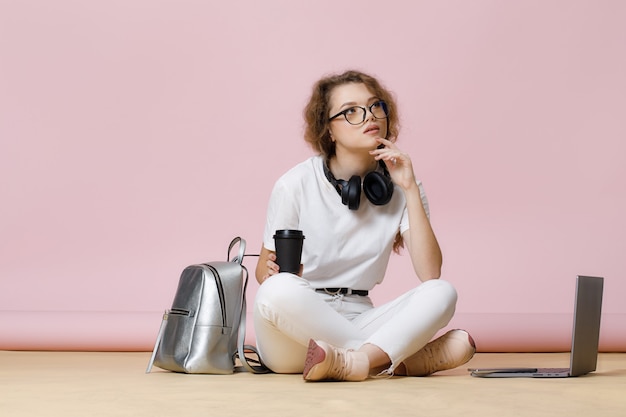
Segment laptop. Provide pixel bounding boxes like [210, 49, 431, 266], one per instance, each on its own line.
[469, 275, 604, 378]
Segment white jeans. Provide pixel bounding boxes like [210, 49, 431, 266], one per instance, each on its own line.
[253, 273, 458, 373]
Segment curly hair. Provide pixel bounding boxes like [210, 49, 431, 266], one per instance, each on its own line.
[303, 70, 404, 253]
[303, 70, 400, 160]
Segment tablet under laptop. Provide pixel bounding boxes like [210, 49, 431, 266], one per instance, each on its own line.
[469, 275, 604, 378]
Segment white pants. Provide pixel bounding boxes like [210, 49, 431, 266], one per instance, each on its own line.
[253, 273, 458, 373]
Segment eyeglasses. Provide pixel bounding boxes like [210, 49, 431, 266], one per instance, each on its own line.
[328, 100, 389, 125]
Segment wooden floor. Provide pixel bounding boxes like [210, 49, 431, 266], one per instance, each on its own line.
[1, 351, 625, 417]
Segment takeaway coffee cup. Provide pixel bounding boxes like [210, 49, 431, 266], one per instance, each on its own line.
[273, 229, 305, 274]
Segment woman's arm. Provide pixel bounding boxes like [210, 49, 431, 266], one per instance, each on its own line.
[371, 138, 442, 282]
[401, 183, 442, 281]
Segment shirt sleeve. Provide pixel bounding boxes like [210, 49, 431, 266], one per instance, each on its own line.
[262, 176, 302, 251]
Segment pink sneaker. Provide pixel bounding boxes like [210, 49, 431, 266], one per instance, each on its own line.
[303, 339, 369, 382]
[401, 329, 476, 376]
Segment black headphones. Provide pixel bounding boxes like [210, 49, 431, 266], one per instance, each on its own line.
[323, 160, 394, 210]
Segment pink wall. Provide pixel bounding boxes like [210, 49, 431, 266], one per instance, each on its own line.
[1, 1, 624, 352]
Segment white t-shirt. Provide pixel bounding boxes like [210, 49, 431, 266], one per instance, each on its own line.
[262, 155, 430, 290]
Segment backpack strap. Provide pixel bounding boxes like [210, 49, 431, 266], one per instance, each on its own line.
[236, 278, 270, 373]
[228, 237, 270, 374]
[145, 310, 168, 373]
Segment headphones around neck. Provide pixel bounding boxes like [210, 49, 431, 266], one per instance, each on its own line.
[323, 160, 394, 210]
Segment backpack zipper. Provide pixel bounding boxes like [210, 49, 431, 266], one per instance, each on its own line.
[206, 264, 227, 332]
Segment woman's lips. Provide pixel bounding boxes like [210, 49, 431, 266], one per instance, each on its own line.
[364, 124, 380, 134]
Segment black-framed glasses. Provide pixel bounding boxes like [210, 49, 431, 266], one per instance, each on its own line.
[328, 100, 389, 125]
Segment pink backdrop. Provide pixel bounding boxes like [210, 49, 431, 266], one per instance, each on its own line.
[1, 1, 624, 352]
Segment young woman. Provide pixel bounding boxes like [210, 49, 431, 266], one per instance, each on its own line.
[254, 70, 475, 381]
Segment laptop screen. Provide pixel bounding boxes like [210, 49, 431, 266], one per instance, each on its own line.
[569, 275, 604, 376]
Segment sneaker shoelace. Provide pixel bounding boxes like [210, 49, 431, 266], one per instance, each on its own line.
[420, 339, 453, 375]
[327, 347, 350, 380]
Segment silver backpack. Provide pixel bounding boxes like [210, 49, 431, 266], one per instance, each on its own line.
[146, 237, 267, 374]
